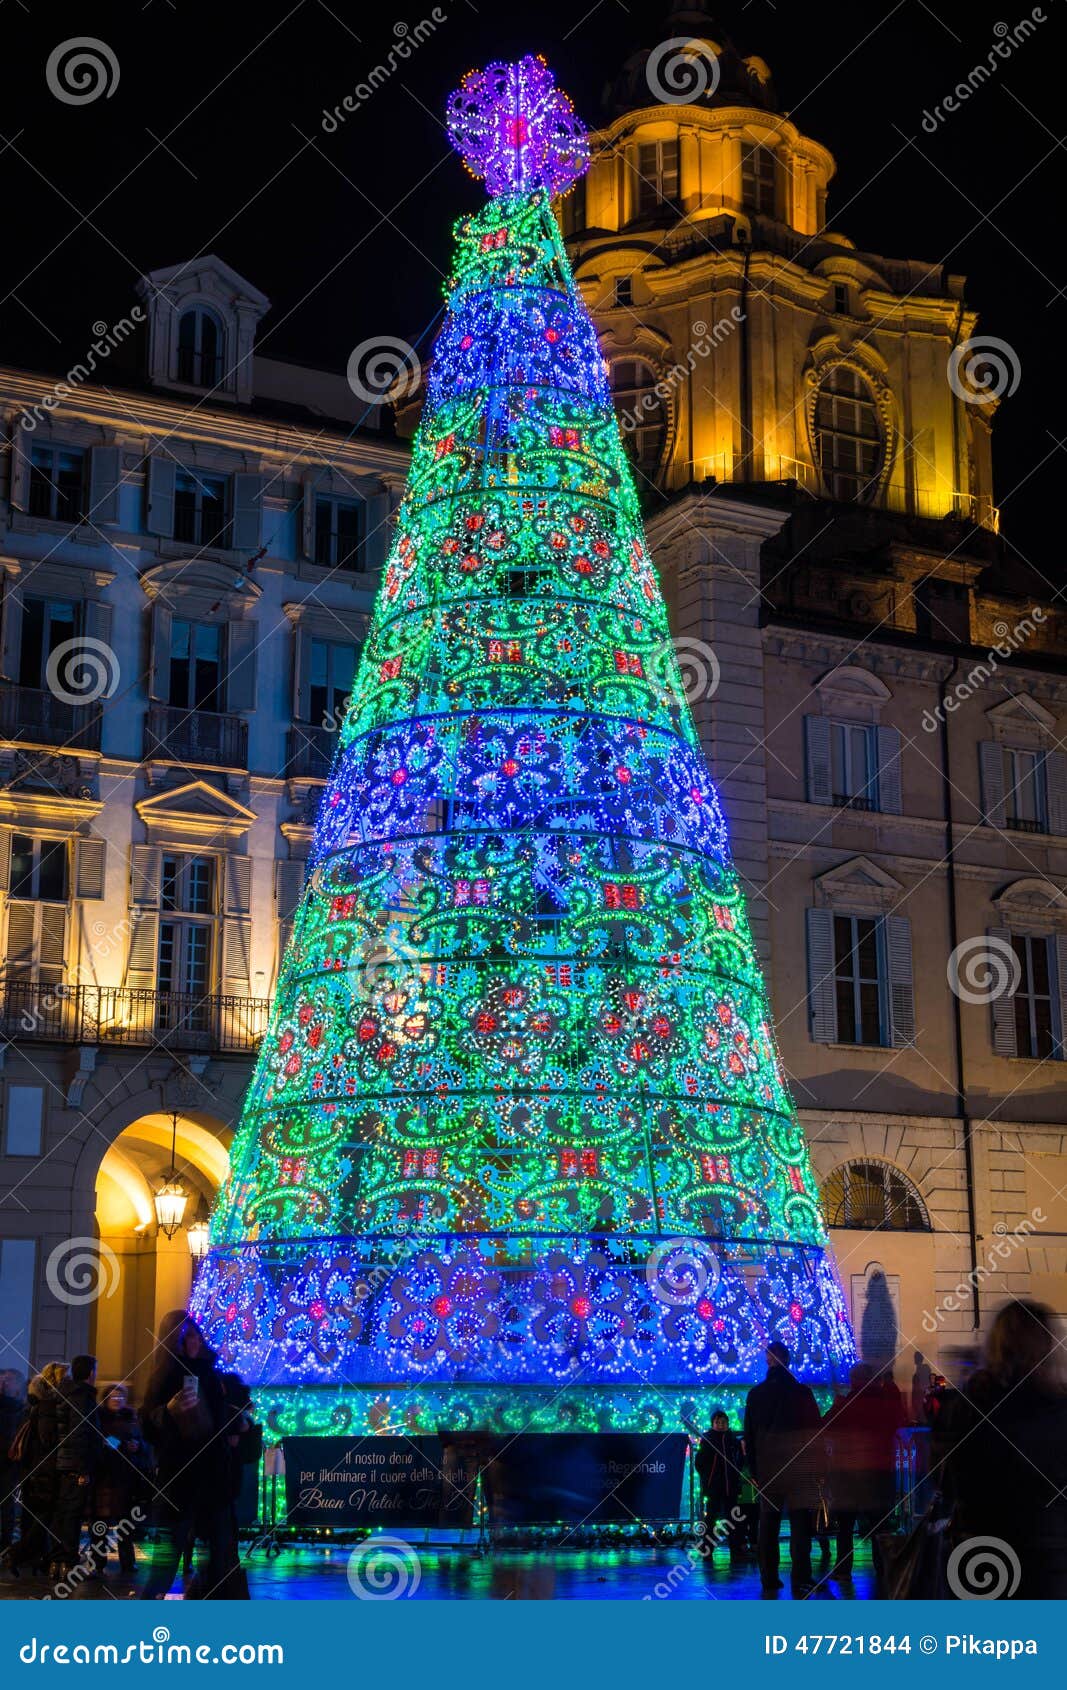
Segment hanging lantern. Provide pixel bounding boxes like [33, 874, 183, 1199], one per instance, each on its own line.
[186, 1218, 211, 1262]
[154, 1112, 188, 1240]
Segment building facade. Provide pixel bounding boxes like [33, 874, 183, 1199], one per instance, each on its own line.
[0, 255, 406, 1392]
[3, 8, 1065, 1397]
[559, 7, 1067, 1376]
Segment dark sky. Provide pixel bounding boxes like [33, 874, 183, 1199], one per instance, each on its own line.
[2, 0, 1062, 567]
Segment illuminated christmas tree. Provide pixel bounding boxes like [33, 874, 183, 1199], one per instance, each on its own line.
[192, 56, 856, 1437]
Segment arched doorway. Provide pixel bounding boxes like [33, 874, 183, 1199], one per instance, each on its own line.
[92, 1113, 230, 1395]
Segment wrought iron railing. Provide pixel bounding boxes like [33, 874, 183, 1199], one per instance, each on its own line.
[0, 683, 102, 751]
[0, 980, 270, 1052]
[286, 725, 335, 780]
[144, 704, 248, 769]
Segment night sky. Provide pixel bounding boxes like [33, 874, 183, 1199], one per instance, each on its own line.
[1, 0, 1061, 567]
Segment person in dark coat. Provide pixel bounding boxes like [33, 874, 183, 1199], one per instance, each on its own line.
[90, 1384, 152, 1577]
[943, 1300, 1067, 1599]
[743, 1341, 821, 1594]
[0, 1370, 26, 1556]
[139, 1311, 247, 1600]
[822, 1363, 902, 1577]
[52, 1356, 102, 1572]
[5, 1363, 67, 1576]
[694, 1409, 744, 1561]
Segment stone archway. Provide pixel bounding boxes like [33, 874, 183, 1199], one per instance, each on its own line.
[90, 1109, 231, 1396]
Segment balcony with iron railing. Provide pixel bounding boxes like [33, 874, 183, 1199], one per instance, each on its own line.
[0, 981, 270, 1053]
[144, 704, 248, 769]
[0, 682, 102, 751]
[286, 725, 336, 781]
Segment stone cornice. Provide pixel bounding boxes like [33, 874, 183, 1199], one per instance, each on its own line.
[763, 622, 1067, 699]
[0, 368, 410, 475]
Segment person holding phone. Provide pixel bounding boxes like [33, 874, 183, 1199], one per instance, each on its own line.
[139, 1312, 247, 1600]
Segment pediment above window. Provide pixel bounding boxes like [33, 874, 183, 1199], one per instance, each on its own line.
[813, 854, 903, 912]
[813, 663, 891, 719]
[992, 876, 1067, 930]
[986, 692, 1056, 744]
[135, 779, 256, 845]
[140, 559, 262, 619]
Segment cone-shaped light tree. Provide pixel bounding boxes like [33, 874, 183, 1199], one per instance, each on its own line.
[192, 56, 856, 1438]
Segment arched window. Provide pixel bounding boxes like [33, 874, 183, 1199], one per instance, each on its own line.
[611, 359, 667, 483]
[821, 1159, 930, 1231]
[177, 306, 225, 388]
[741, 144, 777, 216]
[814, 364, 883, 502]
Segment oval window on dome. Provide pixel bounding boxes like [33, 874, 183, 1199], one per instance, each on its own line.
[814, 364, 884, 503]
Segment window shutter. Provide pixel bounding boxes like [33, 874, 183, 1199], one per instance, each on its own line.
[0, 576, 23, 682]
[9, 422, 30, 510]
[82, 598, 113, 655]
[232, 473, 264, 552]
[225, 854, 252, 916]
[989, 926, 1018, 1058]
[276, 859, 305, 922]
[806, 907, 838, 1043]
[221, 918, 251, 996]
[0, 829, 11, 893]
[145, 455, 176, 537]
[148, 600, 173, 702]
[275, 859, 305, 975]
[226, 619, 257, 713]
[37, 906, 67, 984]
[125, 908, 158, 989]
[75, 836, 106, 900]
[979, 741, 1007, 827]
[362, 490, 391, 574]
[293, 624, 313, 722]
[88, 445, 121, 526]
[1045, 751, 1067, 837]
[885, 914, 915, 1047]
[301, 473, 317, 559]
[876, 725, 903, 815]
[805, 716, 832, 805]
[4, 903, 36, 973]
[1053, 935, 1067, 1061]
[130, 844, 162, 906]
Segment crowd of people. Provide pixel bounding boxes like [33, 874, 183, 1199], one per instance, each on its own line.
[0, 1311, 255, 1599]
[693, 1300, 1067, 1598]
